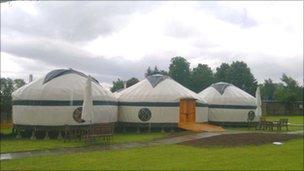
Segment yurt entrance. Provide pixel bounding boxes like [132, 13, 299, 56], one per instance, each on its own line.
[179, 99, 196, 124]
[178, 98, 224, 132]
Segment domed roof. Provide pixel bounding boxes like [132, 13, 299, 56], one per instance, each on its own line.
[199, 82, 256, 106]
[12, 69, 116, 102]
[118, 74, 206, 103]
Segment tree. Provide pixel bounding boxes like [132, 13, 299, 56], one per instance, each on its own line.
[110, 78, 124, 92]
[126, 77, 139, 88]
[275, 74, 300, 103]
[0, 78, 14, 114]
[260, 79, 276, 101]
[145, 66, 168, 77]
[226, 61, 258, 95]
[0, 78, 25, 120]
[145, 67, 153, 77]
[190, 64, 214, 93]
[13, 79, 25, 90]
[273, 74, 303, 114]
[169, 57, 191, 88]
[214, 63, 230, 82]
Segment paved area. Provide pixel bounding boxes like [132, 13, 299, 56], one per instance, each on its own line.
[0, 132, 221, 161]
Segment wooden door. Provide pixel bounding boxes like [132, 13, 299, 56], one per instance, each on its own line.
[179, 99, 196, 123]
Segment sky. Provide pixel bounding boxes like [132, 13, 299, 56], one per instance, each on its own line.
[1, 1, 303, 88]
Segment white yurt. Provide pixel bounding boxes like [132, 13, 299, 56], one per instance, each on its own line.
[198, 82, 258, 124]
[118, 74, 208, 129]
[12, 69, 118, 131]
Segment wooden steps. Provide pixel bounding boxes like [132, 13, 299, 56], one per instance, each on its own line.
[178, 123, 224, 132]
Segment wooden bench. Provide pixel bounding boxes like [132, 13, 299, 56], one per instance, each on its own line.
[256, 118, 289, 131]
[82, 123, 114, 144]
[256, 117, 266, 130]
[273, 119, 288, 131]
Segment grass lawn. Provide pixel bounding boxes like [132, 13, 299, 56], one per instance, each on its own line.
[0, 131, 167, 153]
[0, 128, 12, 135]
[1, 138, 303, 170]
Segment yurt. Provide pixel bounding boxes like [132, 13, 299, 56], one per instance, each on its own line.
[113, 88, 126, 99]
[12, 69, 118, 135]
[118, 74, 208, 130]
[198, 82, 258, 124]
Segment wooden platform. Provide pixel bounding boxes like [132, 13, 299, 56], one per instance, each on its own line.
[178, 123, 224, 132]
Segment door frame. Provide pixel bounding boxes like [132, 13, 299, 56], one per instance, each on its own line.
[179, 98, 196, 124]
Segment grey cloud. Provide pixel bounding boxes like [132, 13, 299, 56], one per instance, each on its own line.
[3, 34, 302, 85]
[218, 8, 257, 28]
[165, 20, 200, 38]
[1, 2, 302, 86]
[1, 36, 171, 83]
[2, 1, 157, 42]
[249, 55, 303, 84]
[198, 2, 257, 28]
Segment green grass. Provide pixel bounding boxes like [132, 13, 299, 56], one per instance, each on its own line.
[0, 128, 12, 134]
[1, 138, 303, 170]
[0, 132, 166, 153]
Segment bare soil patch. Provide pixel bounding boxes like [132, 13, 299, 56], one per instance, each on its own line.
[181, 133, 303, 147]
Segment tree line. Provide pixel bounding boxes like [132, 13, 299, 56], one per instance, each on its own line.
[111, 56, 303, 103]
[111, 56, 258, 94]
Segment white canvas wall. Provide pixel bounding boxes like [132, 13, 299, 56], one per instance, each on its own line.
[13, 106, 117, 125]
[208, 108, 259, 122]
[118, 106, 178, 123]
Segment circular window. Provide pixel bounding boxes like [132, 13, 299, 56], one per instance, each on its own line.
[247, 111, 255, 121]
[73, 107, 84, 123]
[138, 108, 152, 122]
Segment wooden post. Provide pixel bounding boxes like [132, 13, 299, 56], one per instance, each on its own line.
[57, 131, 63, 140]
[170, 124, 174, 133]
[148, 123, 151, 133]
[123, 124, 126, 133]
[161, 126, 165, 133]
[16, 129, 22, 139]
[44, 131, 50, 140]
[30, 127, 36, 140]
[136, 124, 140, 133]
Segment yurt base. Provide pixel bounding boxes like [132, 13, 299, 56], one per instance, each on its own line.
[178, 123, 224, 132]
[13, 123, 115, 140]
[117, 122, 179, 133]
[208, 121, 259, 127]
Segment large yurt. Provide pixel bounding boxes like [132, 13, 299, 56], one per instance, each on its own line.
[12, 69, 118, 133]
[198, 82, 258, 124]
[118, 74, 208, 130]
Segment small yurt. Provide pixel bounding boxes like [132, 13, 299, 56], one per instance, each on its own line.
[118, 74, 208, 130]
[12, 69, 118, 133]
[198, 82, 258, 124]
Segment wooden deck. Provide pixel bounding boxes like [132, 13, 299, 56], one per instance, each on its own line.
[178, 123, 224, 132]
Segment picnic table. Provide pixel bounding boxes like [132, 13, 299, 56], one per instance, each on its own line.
[256, 117, 288, 131]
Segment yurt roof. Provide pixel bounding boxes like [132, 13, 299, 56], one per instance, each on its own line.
[12, 69, 116, 101]
[43, 68, 99, 84]
[118, 74, 206, 103]
[198, 82, 256, 106]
